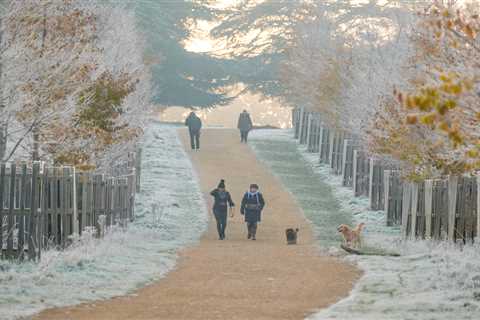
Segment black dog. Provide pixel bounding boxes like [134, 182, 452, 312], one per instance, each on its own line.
[285, 228, 299, 245]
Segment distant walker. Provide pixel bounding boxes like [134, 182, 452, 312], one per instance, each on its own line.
[185, 111, 202, 150]
[237, 110, 253, 143]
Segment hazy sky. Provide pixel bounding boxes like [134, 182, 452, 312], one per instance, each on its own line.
[158, 0, 292, 128]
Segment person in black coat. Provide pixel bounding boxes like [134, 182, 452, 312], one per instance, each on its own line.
[237, 110, 253, 143]
[210, 179, 235, 240]
[185, 111, 202, 150]
[240, 183, 265, 240]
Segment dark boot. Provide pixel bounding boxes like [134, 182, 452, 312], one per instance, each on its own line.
[216, 218, 223, 240]
[251, 223, 257, 240]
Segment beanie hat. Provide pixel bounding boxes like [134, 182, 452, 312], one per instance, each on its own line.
[218, 179, 225, 189]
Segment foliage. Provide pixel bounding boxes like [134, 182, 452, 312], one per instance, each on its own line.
[47, 72, 140, 167]
[77, 73, 134, 133]
[2, 0, 99, 161]
[282, 1, 416, 135]
[1, 0, 152, 169]
[373, 1, 480, 177]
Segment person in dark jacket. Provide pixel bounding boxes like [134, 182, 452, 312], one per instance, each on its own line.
[237, 110, 253, 143]
[210, 179, 235, 240]
[240, 183, 265, 240]
[185, 111, 202, 150]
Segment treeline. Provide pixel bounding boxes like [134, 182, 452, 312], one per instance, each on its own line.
[0, 0, 152, 170]
[282, 0, 480, 180]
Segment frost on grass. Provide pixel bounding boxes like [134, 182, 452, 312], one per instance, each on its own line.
[250, 129, 480, 320]
[0, 123, 207, 320]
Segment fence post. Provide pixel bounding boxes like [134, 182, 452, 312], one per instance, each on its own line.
[410, 182, 419, 240]
[292, 108, 297, 132]
[328, 131, 335, 167]
[135, 147, 142, 192]
[424, 179, 433, 239]
[298, 107, 305, 144]
[318, 126, 324, 162]
[383, 170, 391, 212]
[72, 167, 79, 235]
[28, 162, 40, 260]
[368, 158, 374, 208]
[7, 163, 16, 258]
[18, 164, 27, 260]
[341, 139, 348, 177]
[0, 164, 5, 259]
[447, 176, 458, 241]
[352, 150, 358, 195]
[316, 121, 322, 154]
[477, 176, 480, 243]
[39, 164, 48, 259]
[401, 182, 412, 238]
[306, 113, 312, 151]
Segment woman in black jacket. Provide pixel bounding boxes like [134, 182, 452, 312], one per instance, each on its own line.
[210, 179, 235, 240]
[240, 184, 265, 240]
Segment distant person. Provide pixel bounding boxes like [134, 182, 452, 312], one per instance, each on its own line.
[237, 110, 253, 143]
[185, 111, 202, 150]
[210, 179, 235, 240]
[240, 183, 265, 240]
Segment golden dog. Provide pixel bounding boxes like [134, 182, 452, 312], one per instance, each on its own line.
[337, 223, 364, 248]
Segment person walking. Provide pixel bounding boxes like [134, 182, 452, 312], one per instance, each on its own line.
[210, 179, 235, 240]
[240, 183, 265, 240]
[185, 111, 202, 150]
[237, 110, 253, 143]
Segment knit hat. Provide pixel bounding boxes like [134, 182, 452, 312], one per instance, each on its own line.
[218, 179, 226, 189]
[249, 183, 259, 189]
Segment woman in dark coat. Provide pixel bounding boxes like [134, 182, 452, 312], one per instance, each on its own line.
[240, 184, 265, 240]
[210, 179, 235, 240]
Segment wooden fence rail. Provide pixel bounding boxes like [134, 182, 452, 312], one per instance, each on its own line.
[0, 151, 140, 261]
[292, 107, 480, 243]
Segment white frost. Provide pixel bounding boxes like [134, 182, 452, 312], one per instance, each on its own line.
[0, 122, 207, 320]
[250, 129, 480, 320]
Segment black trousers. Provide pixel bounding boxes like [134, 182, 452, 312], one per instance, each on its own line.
[214, 211, 227, 238]
[240, 130, 249, 143]
[247, 222, 257, 237]
[189, 130, 200, 149]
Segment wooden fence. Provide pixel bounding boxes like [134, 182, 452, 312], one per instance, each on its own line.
[0, 152, 140, 261]
[292, 107, 480, 243]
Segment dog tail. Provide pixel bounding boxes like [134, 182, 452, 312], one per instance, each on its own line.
[356, 223, 365, 232]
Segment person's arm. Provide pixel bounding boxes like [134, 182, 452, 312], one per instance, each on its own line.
[237, 115, 242, 129]
[240, 193, 247, 215]
[198, 118, 202, 130]
[210, 189, 218, 197]
[247, 114, 253, 127]
[185, 115, 190, 127]
[258, 193, 265, 211]
[227, 192, 235, 208]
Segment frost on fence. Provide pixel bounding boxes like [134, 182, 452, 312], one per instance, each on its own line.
[294, 107, 480, 243]
[0, 161, 138, 261]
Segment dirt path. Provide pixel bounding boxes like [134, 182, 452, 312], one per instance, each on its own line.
[33, 129, 359, 320]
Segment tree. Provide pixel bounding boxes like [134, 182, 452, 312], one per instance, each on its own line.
[282, 1, 418, 136]
[1, 0, 99, 161]
[1, 1, 152, 169]
[373, 1, 480, 177]
[135, 0, 311, 107]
